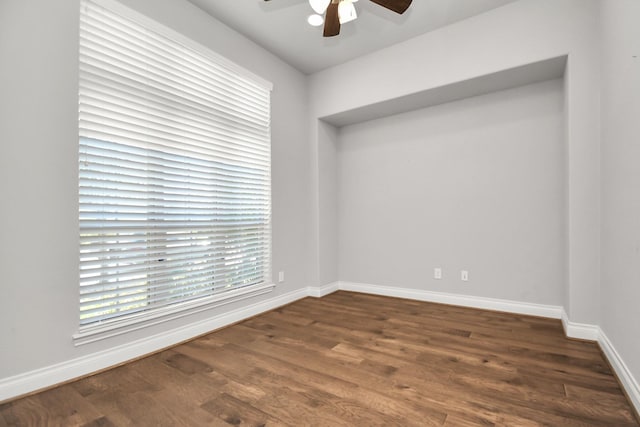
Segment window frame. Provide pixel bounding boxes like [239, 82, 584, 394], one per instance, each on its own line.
[74, 0, 274, 346]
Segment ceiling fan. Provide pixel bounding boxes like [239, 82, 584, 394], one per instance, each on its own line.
[264, 0, 413, 37]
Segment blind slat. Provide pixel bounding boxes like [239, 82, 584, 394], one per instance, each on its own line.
[80, 279, 262, 323]
[80, 244, 266, 276]
[80, 260, 267, 298]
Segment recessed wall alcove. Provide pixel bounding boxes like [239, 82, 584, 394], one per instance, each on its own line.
[311, 52, 598, 329]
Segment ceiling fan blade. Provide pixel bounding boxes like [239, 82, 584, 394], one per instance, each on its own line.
[323, 2, 340, 37]
[369, 0, 412, 14]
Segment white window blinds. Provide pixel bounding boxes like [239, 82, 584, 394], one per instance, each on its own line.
[78, 0, 272, 334]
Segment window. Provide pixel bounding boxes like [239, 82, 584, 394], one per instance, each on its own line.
[76, 0, 273, 343]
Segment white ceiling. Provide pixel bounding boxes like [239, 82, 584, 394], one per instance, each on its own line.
[186, 0, 518, 75]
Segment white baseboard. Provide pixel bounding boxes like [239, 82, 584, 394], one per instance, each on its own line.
[560, 309, 600, 341]
[599, 329, 640, 416]
[307, 282, 340, 298]
[338, 281, 563, 319]
[0, 287, 308, 403]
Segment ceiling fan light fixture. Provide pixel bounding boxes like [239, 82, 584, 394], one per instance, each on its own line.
[264, 0, 412, 38]
[307, 13, 324, 27]
[309, 0, 331, 15]
[338, 0, 357, 24]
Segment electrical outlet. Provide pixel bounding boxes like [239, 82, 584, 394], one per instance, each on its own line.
[461, 270, 469, 281]
[434, 268, 442, 279]
[278, 271, 285, 283]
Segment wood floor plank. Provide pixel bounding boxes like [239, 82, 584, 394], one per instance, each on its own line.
[80, 416, 117, 427]
[200, 392, 279, 426]
[0, 386, 103, 427]
[222, 369, 366, 427]
[1, 291, 637, 426]
[222, 342, 447, 426]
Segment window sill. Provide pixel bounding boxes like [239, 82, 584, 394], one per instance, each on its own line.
[72, 283, 275, 346]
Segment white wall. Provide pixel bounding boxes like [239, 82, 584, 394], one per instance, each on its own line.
[318, 121, 340, 286]
[337, 80, 565, 304]
[309, 0, 601, 325]
[0, 0, 312, 381]
[600, 0, 640, 397]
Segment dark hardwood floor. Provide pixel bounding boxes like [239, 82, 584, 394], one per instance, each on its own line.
[1, 291, 638, 426]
